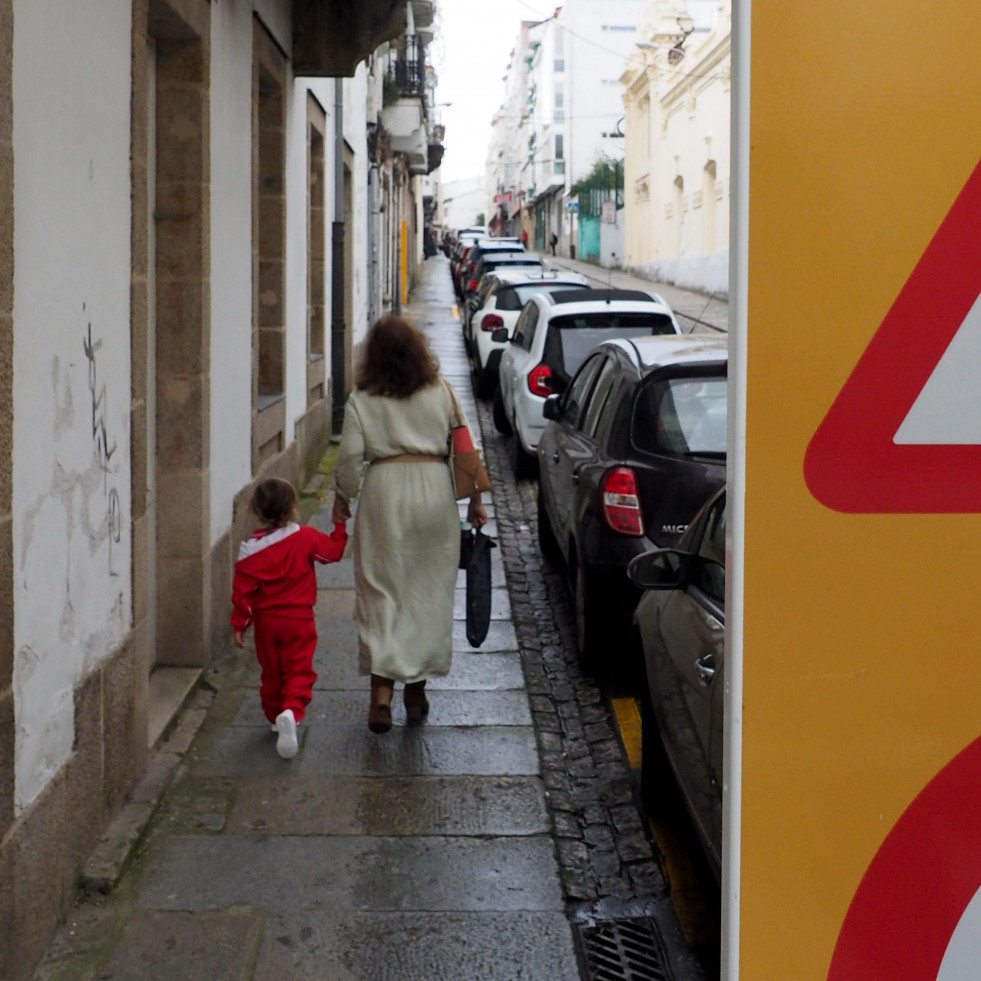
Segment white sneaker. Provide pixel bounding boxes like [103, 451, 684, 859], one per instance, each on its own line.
[275, 709, 298, 759]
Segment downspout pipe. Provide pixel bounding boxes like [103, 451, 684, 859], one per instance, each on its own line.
[331, 76, 346, 434]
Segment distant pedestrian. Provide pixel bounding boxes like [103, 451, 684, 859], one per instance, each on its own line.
[332, 315, 487, 734]
[549, 231, 558, 256]
[232, 478, 348, 759]
[520, 229, 528, 247]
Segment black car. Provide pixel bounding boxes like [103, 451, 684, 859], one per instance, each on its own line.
[628, 485, 726, 881]
[536, 334, 727, 666]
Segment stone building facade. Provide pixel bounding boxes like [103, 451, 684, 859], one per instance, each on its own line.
[0, 1, 442, 975]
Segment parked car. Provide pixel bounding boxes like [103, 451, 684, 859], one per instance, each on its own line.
[494, 289, 682, 478]
[536, 333, 727, 664]
[465, 270, 590, 398]
[465, 252, 545, 307]
[628, 485, 727, 881]
[455, 239, 527, 299]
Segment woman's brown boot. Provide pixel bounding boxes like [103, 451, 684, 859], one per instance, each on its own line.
[368, 674, 394, 733]
[403, 680, 429, 723]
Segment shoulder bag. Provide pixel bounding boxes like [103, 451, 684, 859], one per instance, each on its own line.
[442, 379, 492, 500]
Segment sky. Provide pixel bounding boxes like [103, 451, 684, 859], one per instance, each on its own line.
[433, 0, 560, 184]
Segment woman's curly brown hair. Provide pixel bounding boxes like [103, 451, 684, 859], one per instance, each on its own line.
[355, 315, 440, 398]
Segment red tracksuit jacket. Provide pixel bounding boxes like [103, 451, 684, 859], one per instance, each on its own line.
[231, 522, 348, 631]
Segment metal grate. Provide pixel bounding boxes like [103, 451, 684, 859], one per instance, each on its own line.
[575, 918, 673, 981]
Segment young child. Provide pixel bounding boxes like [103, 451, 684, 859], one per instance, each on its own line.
[231, 478, 348, 759]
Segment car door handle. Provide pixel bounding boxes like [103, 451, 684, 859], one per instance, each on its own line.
[572, 464, 584, 485]
[695, 653, 716, 685]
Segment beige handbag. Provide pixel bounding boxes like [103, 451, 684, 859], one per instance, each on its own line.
[443, 379, 492, 500]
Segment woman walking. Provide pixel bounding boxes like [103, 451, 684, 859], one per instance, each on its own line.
[332, 315, 487, 733]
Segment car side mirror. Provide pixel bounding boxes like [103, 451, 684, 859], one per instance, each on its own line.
[627, 549, 690, 590]
[543, 394, 562, 421]
[491, 328, 510, 343]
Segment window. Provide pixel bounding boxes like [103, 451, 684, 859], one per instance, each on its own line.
[513, 303, 540, 351]
[581, 359, 618, 437]
[633, 376, 728, 457]
[692, 495, 726, 606]
[253, 22, 288, 468]
[544, 313, 676, 382]
[561, 354, 604, 426]
[554, 84, 564, 122]
[307, 96, 327, 406]
[555, 134, 564, 160]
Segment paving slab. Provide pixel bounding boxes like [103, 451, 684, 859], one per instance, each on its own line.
[137, 835, 565, 913]
[313, 649, 526, 691]
[226, 775, 550, 836]
[96, 909, 263, 981]
[252, 910, 580, 981]
[232, 688, 533, 727]
[296, 724, 541, 777]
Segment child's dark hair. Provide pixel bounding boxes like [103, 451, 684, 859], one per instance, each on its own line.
[250, 478, 298, 528]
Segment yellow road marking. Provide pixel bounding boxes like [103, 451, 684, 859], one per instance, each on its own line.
[611, 696, 719, 949]
[612, 696, 642, 768]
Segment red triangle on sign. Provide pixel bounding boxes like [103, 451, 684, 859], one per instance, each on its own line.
[804, 159, 981, 513]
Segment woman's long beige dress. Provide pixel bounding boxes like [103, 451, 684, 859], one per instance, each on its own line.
[334, 378, 467, 683]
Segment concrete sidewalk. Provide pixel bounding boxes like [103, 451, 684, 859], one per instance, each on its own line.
[544, 255, 729, 334]
[35, 302, 580, 978]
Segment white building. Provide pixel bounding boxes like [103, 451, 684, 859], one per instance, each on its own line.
[621, 0, 731, 294]
[0, 2, 440, 975]
[489, 1, 646, 257]
[442, 175, 488, 231]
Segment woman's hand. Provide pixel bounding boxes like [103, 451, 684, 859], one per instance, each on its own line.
[467, 496, 488, 527]
[332, 493, 351, 525]
[233, 630, 246, 649]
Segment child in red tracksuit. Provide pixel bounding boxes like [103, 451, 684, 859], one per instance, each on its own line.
[231, 478, 348, 759]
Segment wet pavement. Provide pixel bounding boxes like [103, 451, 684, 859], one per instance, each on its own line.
[33, 257, 719, 981]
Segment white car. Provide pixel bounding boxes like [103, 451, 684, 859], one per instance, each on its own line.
[494, 289, 682, 477]
[466, 270, 590, 398]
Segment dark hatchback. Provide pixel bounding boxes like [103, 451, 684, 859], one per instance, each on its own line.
[536, 334, 727, 666]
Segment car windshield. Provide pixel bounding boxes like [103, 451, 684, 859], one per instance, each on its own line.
[496, 282, 588, 311]
[633, 376, 728, 457]
[547, 313, 676, 379]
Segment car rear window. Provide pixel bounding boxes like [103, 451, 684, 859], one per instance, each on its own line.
[496, 282, 589, 311]
[633, 376, 727, 457]
[545, 313, 676, 381]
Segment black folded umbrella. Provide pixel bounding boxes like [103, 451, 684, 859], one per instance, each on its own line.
[461, 526, 497, 647]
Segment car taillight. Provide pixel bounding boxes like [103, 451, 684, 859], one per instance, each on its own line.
[481, 313, 504, 331]
[527, 364, 553, 398]
[469, 279, 479, 291]
[601, 467, 645, 537]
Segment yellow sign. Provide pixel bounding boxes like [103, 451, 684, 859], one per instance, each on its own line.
[736, 2, 981, 977]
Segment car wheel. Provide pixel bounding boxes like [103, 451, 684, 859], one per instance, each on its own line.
[475, 365, 497, 400]
[493, 387, 512, 435]
[511, 431, 538, 480]
[573, 556, 601, 671]
[536, 487, 561, 563]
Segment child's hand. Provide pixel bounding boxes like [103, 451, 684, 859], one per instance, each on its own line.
[234, 630, 247, 649]
[332, 493, 351, 524]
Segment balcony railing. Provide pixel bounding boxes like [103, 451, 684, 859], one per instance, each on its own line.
[387, 34, 425, 98]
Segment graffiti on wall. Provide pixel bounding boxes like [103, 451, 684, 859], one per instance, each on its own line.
[83, 318, 122, 576]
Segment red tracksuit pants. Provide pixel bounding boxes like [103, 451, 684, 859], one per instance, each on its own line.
[253, 613, 318, 724]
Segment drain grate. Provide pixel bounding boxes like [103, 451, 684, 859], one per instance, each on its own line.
[575, 917, 673, 981]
